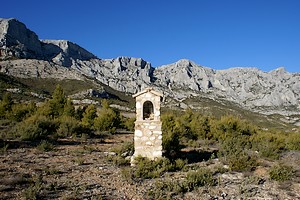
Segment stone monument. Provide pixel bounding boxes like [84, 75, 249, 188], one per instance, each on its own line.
[131, 88, 163, 162]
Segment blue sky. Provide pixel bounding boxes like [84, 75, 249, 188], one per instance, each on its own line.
[2, 0, 300, 72]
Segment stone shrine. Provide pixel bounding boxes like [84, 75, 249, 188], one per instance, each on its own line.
[131, 88, 163, 162]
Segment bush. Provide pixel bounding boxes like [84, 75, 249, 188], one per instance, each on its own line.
[218, 136, 251, 159]
[56, 116, 86, 138]
[269, 164, 295, 181]
[48, 84, 67, 117]
[81, 104, 97, 127]
[185, 168, 215, 190]
[123, 117, 135, 132]
[149, 179, 187, 198]
[161, 113, 181, 158]
[133, 157, 172, 179]
[127, 157, 186, 180]
[94, 107, 121, 133]
[227, 152, 257, 171]
[285, 132, 300, 151]
[213, 115, 256, 141]
[108, 142, 134, 167]
[251, 131, 286, 160]
[36, 140, 54, 152]
[9, 102, 36, 122]
[149, 167, 215, 198]
[0, 92, 13, 119]
[16, 114, 57, 141]
[63, 98, 75, 117]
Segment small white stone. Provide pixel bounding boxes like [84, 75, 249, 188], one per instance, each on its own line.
[158, 135, 162, 140]
[146, 141, 152, 146]
[149, 125, 156, 129]
[153, 151, 162, 157]
[141, 136, 148, 141]
[149, 136, 155, 141]
[153, 131, 162, 135]
[135, 130, 142, 137]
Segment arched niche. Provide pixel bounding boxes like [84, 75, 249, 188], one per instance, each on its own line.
[143, 101, 154, 120]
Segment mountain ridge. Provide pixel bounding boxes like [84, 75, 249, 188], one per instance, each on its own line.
[0, 18, 299, 118]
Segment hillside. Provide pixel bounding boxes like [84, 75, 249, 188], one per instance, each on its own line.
[0, 18, 300, 124]
[0, 17, 300, 200]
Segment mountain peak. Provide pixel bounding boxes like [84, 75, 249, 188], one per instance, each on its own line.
[0, 17, 42, 59]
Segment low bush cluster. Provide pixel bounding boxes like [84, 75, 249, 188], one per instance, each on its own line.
[0, 85, 132, 145]
[269, 164, 295, 181]
[161, 110, 298, 171]
[121, 156, 187, 181]
[149, 167, 215, 199]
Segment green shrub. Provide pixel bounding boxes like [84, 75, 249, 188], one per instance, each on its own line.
[190, 115, 212, 140]
[123, 117, 135, 132]
[129, 157, 186, 180]
[111, 141, 134, 156]
[227, 152, 257, 171]
[81, 104, 97, 127]
[185, 168, 215, 190]
[214, 115, 256, 141]
[23, 174, 43, 200]
[149, 167, 215, 199]
[107, 142, 134, 167]
[94, 107, 121, 133]
[251, 130, 286, 160]
[108, 156, 130, 167]
[48, 84, 67, 117]
[133, 157, 171, 179]
[16, 114, 57, 141]
[269, 164, 295, 181]
[0, 142, 9, 154]
[161, 113, 181, 157]
[285, 132, 300, 151]
[56, 116, 85, 138]
[149, 179, 187, 199]
[218, 136, 251, 159]
[63, 98, 75, 117]
[0, 92, 13, 119]
[36, 140, 54, 152]
[9, 102, 36, 122]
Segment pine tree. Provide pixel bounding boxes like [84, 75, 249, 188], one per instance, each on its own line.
[63, 98, 75, 117]
[48, 85, 67, 117]
[81, 104, 97, 127]
[0, 93, 14, 118]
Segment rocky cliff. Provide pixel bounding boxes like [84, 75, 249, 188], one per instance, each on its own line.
[0, 18, 299, 116]
[0, 18, 42, 59]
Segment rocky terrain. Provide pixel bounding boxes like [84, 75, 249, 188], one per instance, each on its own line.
[0, 17, 300, 120]
[1, 133, 300, 200]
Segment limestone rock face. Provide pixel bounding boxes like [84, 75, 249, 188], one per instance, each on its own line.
[154, 60, 300, 115]
[0, 17, 300, 116]
[71, 56, 154, 94]
[154, 59, 215, 91]
[41, 40, 96, 67]
[0, 59, 82, 80]
[0, 18, 96, 67]
[0, 18, 43, 59]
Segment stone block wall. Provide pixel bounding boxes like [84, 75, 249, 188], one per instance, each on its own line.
[133, 120, 162, 159]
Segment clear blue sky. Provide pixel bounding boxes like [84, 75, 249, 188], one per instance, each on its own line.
[2, 0, 300, 72]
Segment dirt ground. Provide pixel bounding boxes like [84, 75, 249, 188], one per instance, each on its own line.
[1, 133, 300, 200]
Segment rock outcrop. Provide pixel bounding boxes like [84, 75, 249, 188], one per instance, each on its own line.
[0, 18, 96, 67]
[0, 18, 43, 59]
[42, 40, 97, 67]
[0, 18, 300, 116]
